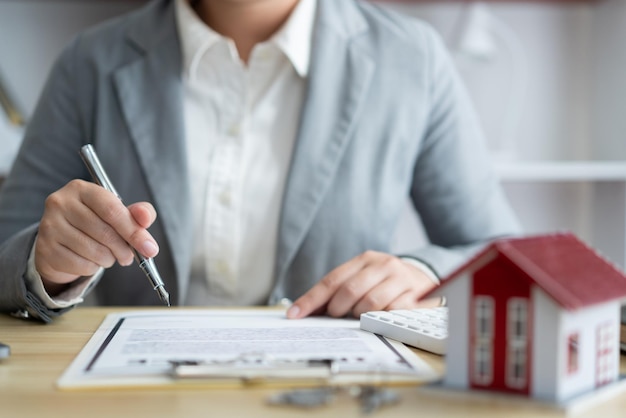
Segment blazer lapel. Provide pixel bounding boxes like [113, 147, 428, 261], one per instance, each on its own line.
[275, 0, 375, 284]
[113, 1, 193, 303]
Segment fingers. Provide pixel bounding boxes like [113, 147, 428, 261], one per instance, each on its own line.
[35, 180, 158, 286]
[350, 279, 415, 315]
[326, 261, 394, 317]
[128, 202, 157, 229]
[287, 251, 436, 320]
[61, 191, 135, 266]
[35, 232, 105, 284]
[287, 253, 366, 319]
[81, 187, 158, 258]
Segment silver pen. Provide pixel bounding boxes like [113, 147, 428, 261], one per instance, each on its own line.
[79, 144, 171, 306]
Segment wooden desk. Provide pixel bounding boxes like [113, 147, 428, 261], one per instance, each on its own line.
[1, 307, 625, 418]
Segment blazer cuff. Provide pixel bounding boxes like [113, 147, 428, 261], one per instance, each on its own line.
[25, 237, 103, 309]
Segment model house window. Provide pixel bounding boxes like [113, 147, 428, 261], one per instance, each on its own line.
[506, 298, 528, 389]
[473, 296, 494, 385]
[567, 333, 579, 375]
[507, 298, 527, 340]
[507, 345, 526, 388]
[475, 296, 494, 338]
[596, 322, 615, 386]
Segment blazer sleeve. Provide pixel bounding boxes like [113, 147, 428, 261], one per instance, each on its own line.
[0, 37, 88, 322]
[406, 27, 522, 277]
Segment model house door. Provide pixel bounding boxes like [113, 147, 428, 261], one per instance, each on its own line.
[471, 259, 531, 395]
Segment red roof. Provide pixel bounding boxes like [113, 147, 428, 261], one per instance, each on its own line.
[430, 233, 626, 310]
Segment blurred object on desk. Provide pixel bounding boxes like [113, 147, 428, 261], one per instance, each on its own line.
[0, 69, 24, 176]
[0, 71, 25, 127]
[0, 342, 10, 359]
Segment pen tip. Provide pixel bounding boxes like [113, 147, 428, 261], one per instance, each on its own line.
[156, 286, 171, 307]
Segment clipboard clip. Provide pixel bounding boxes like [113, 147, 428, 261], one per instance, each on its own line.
[169, 353, 339, 384]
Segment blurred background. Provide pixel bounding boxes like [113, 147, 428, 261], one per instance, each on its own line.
[1, 0, 625, 268]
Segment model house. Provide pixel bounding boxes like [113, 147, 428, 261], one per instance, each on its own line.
[427, 232, 626, 403]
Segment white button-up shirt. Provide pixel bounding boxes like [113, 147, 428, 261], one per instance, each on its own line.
[175, 0, 317, 305]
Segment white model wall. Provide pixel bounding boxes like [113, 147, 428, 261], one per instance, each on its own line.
[531, 288, 560, 401]
[438, 272, 471, 389]
[556, 301, 620, 401]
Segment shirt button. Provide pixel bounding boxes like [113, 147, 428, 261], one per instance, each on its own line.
[227, 123, 241, 137]
[219, 189, 231, 207]
[216, 259, 231, 277]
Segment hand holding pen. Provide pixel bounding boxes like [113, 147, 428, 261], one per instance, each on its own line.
[33, 145, 169, 305]
[79, 145, 170, 305]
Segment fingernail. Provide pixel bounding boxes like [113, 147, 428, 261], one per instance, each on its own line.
[287, 305, 300, 319]
[141, 240, 159, 257]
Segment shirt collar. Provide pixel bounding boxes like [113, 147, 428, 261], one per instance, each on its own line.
[175, 0, 223, 78]
[175, 0, 317, 78]
[271, 0, 317, 77]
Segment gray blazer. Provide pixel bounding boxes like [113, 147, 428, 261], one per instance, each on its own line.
[0, 0, 520, 321]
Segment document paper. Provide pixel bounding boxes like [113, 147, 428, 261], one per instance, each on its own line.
[57, 309, 439, 389]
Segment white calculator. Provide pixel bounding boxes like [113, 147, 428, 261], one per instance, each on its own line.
[359, 307, 448, 355]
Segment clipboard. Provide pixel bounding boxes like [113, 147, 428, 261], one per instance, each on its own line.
[57, 309, 441, 390]
[169, 357, 335, 384]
